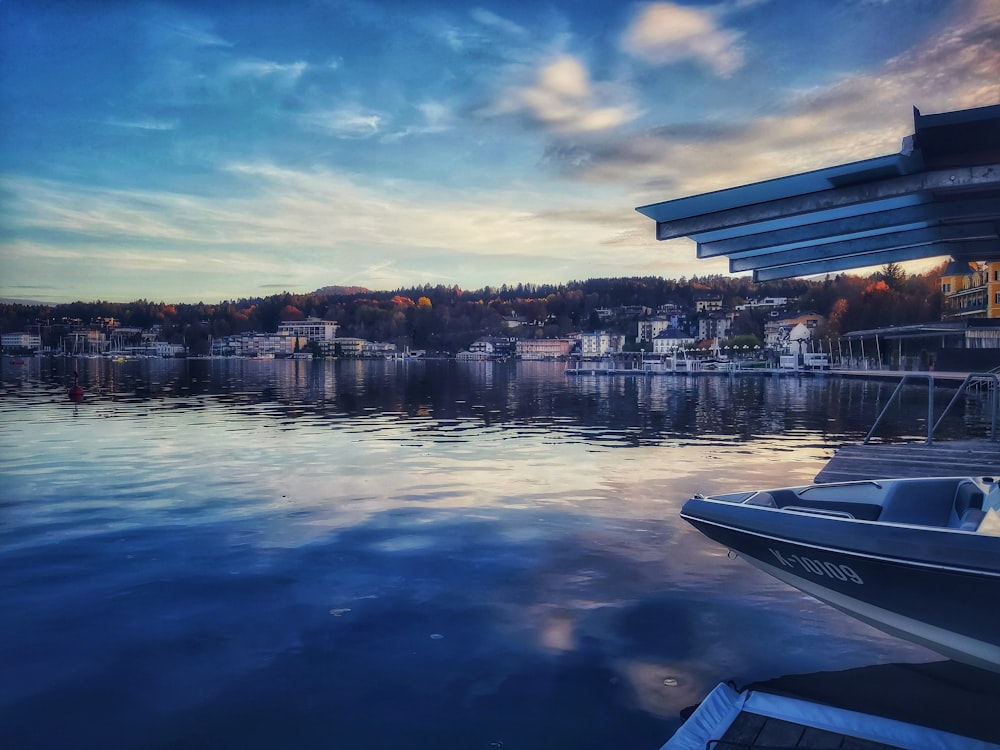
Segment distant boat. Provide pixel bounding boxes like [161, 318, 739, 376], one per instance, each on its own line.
[680, 476, 1000, 673]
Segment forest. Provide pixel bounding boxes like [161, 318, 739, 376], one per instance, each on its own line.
[0, 262, 946, 355]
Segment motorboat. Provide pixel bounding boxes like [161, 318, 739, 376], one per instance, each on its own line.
[680, 476, 1000, 673]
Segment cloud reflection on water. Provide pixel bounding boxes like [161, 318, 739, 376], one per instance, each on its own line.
[0, 358, 952, 747]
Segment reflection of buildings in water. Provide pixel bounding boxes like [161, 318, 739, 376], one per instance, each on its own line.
[46, 359, 982, 445]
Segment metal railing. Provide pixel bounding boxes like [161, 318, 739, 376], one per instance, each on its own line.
[864, 373, 999, 445]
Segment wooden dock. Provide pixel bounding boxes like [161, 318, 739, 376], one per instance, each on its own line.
[815, 440, 1000, 483]
[718, 710, 903, 749]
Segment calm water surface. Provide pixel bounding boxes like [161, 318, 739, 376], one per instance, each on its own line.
[0, 358, 955, 748]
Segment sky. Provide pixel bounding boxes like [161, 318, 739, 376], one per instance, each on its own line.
[1, 0, 998, 304]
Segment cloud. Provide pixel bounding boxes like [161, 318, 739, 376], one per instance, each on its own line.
[491, 55, 639, 134]
[381, 101, 455, 141]
[104, 118, 178, 131]
[468, 8, 529, 38]
[158, 21, 232, 49]
[228, 59, 309, 81]
[621, 2, 744, 76]
[573, 0, 1000, 203]
[298, 109, 383, 138]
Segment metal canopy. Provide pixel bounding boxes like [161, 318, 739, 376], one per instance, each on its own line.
[636, 104, 1000, 281]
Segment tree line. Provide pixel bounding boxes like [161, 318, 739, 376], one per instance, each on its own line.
[0, 263, 946, 354]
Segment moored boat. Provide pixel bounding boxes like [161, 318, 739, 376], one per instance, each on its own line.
[680, 476, 1000, 672]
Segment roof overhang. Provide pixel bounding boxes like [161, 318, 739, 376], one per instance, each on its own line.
[636, 104, 1000, 281]
[839, 322, 968, 341]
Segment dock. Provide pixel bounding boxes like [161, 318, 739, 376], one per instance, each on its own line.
[815, 440, 1000, 483]
[716, 709, 903, 749]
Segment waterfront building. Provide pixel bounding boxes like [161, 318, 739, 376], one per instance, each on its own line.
[698, 310, 735, 342]
[468, 336, 517, 359]
[652, 327, 697, 354]
[152, 342, 186, 358]
[579, 331, 625, 358]
[211, 332, 300, 358]
[764, 312, 825, 350]
[515, 338, 575, 360]
[277, 317, 340, 341]
[940, 261, 1000, 319]
[332, 337, 365, 357]
[1, 332, 42, 352]
[361, 341, 397, 357]
[637, 315, 674, 342]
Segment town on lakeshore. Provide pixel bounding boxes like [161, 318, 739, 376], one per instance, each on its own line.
[4, 261, 1000, 373]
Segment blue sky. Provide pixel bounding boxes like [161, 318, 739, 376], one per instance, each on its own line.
[1, 0, 998, 303]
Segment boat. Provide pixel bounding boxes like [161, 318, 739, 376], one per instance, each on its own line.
[662, 660, 1000, 749]
[679, 476, 1000, 673]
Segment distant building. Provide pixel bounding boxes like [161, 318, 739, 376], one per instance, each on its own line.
[212, 332, 300, 357]
[278, 317, 340, 341]
[698, 310, 735, 342]
[652, 327, 697, 354]
[637, 315, 674, 342]
[361, 341, 397, 357]
[332, 337, 365, 356]
[516, 338, 575, 360]
[1, 332, 42, 352]
[468, 336, 517, 359]
[940, 261, 1000, 319]
[694, 292, 724, 313]
[579, 331, 625, 358]
[735, 297, 788, 310]
[765, 312, 825, 351]
[152, 341, 186, 358]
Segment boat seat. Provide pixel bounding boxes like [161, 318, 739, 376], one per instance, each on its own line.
[948, 482, 986, 529]
[755, 488, 882, 520]
[746, 492, 778, 508]
[956, 508, 986, 531]
[879, 478, 968, 527]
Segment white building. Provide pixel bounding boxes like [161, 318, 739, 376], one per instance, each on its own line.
[652, 328, 697, 354]
[736, 297, 789, 310]
[579, 331, 624, 358]
[277, 317, 339, 341]
[212, 332, 300, 357]
[152, 341, 186, 358]
[361, 341, 397, 356]
[637, 316, 676, 342]
[1, 332, 42, 351]
[764, 312, 825, 350]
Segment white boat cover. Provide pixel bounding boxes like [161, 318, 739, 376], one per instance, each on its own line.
[660, 682, 998, 750]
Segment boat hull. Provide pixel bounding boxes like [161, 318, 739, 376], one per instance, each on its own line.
[681, 497, 1000, 672]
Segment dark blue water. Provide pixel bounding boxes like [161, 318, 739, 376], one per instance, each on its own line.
[0, 358, 961, 748]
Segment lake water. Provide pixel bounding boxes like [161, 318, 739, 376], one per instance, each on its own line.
[0, 358, 963, 748]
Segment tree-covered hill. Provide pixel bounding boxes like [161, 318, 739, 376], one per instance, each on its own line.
[0, 263, 946, 354]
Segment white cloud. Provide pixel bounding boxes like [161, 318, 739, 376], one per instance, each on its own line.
[492, 55, 639, 134]
[229, 59, 309, 81]
[621, 2, 744, 76]
[104, 118, 178, 131]
[469, 8, 528, 37]
[586, 0, 1000, 202]
[298, 109, 383, 138]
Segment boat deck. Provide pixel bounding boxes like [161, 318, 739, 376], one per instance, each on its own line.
[718, 710, 903, 749]
[815, 440, 1000, 483]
